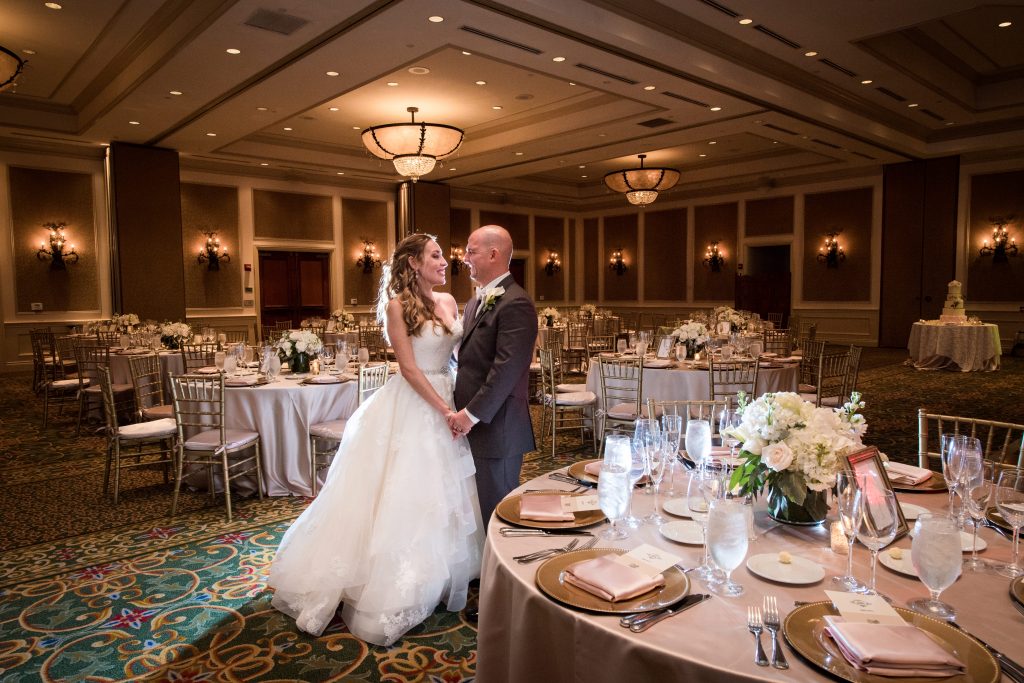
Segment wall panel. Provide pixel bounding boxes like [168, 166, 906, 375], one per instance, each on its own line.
[966, 170, 1024, 302]
[450, 207, 473, 302]
[803, 188, 873, 302]
[693, 202, 737, 301]
[584, 218, 599, 301]
[181, 183, 240, 309]
[253, 189, 332, 241]
[746, 196, 794, 236]
[644, 208, 686, 301]
[604, 214, 638, 301]
[342, 199, 388, 307]
[479, 210, 529, 248]
[535, 215, 565, 303]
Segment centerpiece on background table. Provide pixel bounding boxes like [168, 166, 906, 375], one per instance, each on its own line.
[671, 320, 710, 358]
[539, 307, 560, 327]
[579, 303, 597, 317]
[113, 312, 140, 333]
[713, 306, 747, 333]
[277, 329, 323, 373]
[330, 308, 356, 330]
[725, 391, 868, 525]
[160, 322, 192, 350]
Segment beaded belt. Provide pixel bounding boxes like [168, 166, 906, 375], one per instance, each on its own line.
[421, 367, 452, 376]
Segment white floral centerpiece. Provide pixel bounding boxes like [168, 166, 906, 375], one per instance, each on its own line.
[539, 307, 560, 327]
[331, 308, 356, 329]
[671, 320, 710, 356]
[113, 312, 140, 332]
[713, 306, 746, 333]
[277, 329, 323, 373]
[726, 391, 867, 524]
[160, 322, 192, 350]
[580, 303, 597, 317]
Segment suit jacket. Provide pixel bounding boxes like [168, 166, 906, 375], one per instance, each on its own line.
[455, 274, 538, 460]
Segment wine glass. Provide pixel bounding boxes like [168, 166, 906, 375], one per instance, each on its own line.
[719, 408, 742, 457]
[963, 462, 995, 571]
[686, 467, 714, 581]
[598, 464, 631, 541]
[660, 414, 683, 497]
[357, 347, 370, 366]
[909, 514, 962, 620]
[855, 474, 900, 598]
[831, 471, 866, 591]
[644, 431, 668, 526]
[685, 419, 712, 465]
[940, 433, 965, 516]
[954, 437, 983, 527]
[622, 421, 654, 528]
[233, 342, 247, 375]
[335, 340, 348, 366]
[674, 344, 687, 362]
[995, 468, 1024, 578]
[707, 498, 748, 597]
[633, 418, 659, 497]
[616, 338, 627, 354]
[214, 351, 226, 373]
[319, 345, 334, 373]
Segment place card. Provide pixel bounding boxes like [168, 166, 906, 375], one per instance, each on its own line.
[611, 543, 683, 578]
[825, 590, 903, 625]
[561, 494, 601, 512]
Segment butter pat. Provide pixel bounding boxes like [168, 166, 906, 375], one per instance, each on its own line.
[888, 547, 903, 560]
[778, 551, 792, 564]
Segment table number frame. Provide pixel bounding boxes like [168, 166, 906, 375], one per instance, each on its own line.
[841, 445, 909, 542]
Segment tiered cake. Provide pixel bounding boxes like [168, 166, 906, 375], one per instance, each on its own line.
[939, 280, 967, 323]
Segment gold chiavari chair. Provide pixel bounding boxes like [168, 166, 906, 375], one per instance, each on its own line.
[762, 328, 792, 356]
[845, 345, 863, 399]
[75, 341, 134, 436]
[795, 338, 826, 391]
[54, 334, 80, 380]
[765, 312, 784, 327]
[128, 353, 174, 421]
[646, 398, 732, 442]
[225, 330, 249, 344]
[170, 373, 263, 521]
[708, 358, 759, 405]
[96, 329, 121, 345]
[918, 410, 1024, 470]
[560, 321, 589, 373]
[98, 367, 176, 504]
[359, 323, 389, 361]
[35, 332, 83, 428]
[307, 362, 390, 495]
[180, 343, 218, 373]
[30, 328, 57, 393]
[799, 350, 851, 407]
[536, 348, 597, 459]
[596, 355, 646, 453]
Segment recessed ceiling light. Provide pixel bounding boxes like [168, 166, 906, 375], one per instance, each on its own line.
[908, 103, 919, 108]
[515, 152, 524, 156]
[699, 153, 707, 157]
[428, 15, 444, 22]
[23, 49, 36, 55]
[206, 133, 217, 137]
[408, 66, 430, 75]
[128, 121, 140, 125]
[386, 81, 398, 87]
[772, 140, 779, 144]
[738, 18, 753, 25]
[475, 80, 486, 85]
[283, 127, 293, 130]
[326, 71, 339, 77]
[492, 105, 503, 110]
[329, 107, 339, 111]
[581, 175, 588, 178]
[552, 56, 566, 62]
[708, 140, 717, 145]
[226, 48, 241, 55]
[643, 85, 656, 91]
[598, 133, 606, 137]
[579, 165, 586, 168]
[44, 2, 62, 9]
[256, 106, 268, 111]
[945, 121, 955, 126]
[710, 106, 722, 111]
[569, 82, 576, 86]
[804, 51, 818, 57]
[260, 162, 269, 166]
[861, 79, 873, 84]
[998, 21, 1012, 28]
[448, 167, 456, 171]
[169, 90, 182, 95]
[462, 51, 472, 56]
[336, 172, 345, 175]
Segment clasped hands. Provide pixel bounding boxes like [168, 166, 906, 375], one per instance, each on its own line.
[446, 409, 474, 439]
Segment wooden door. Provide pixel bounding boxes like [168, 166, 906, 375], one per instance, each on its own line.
[258, 251, 331, 329]
[735, 272, 791, 325]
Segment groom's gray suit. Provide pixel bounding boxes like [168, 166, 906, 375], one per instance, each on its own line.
[455, 274, 538, 527]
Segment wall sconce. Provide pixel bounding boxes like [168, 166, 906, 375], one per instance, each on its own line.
[37, 222, 79, 271]
[450, 244, 465, 276]
[817, 231, 845, 268]
[545, 250, 562, 276]
[197, 231, 230, 271]
[356, 239, 382, 273]
[703, 241, 725, 272]
[609, 247, 627, 276]
[980, 217, 1018, 263]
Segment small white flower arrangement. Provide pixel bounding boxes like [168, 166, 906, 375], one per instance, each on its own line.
[539, 307, 560, 320]
[714, 306, 746, 332]
[671, 321, 710, 354]
[113, 312, 140, 332]
[580, 303, 597, 316]
[160, 321, 192, 349]
[331, 308, 356, 328]
[277, 329, 323, 359]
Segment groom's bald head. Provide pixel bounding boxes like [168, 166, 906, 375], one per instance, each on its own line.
[466, 224, 513, 284]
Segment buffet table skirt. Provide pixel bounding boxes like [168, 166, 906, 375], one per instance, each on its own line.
[908, 322, 1001, 372]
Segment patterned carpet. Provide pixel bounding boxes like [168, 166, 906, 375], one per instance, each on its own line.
[1, 351, 1022, 681]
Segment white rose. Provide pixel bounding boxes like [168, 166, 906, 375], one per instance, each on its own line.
[296, 341, 307, 353]
[761, 441, 794, 472]
[289, 331, 300, 340]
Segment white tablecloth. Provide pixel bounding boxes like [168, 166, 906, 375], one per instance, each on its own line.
[476, 469, 1018, 682]
[908, 322, 1001, 372]
[585, 360, 799, 409]
[108, 350, 185, 401]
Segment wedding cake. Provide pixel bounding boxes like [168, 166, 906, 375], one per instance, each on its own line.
[939, 280, 967, 323]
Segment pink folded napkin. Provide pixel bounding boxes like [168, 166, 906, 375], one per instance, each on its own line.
[519, 494, 574, 522]
[196, 366, 220, 375]
[885, 462, 934, 485]
[583, 461, 602, 476]
[823, 616, 965, 677]
[563, 555, 665, 602]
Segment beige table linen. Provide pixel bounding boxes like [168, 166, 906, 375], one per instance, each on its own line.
[908, 322, 1002, 372]
[476, 469, 1019, 682]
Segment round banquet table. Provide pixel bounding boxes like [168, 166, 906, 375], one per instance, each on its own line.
[108, 349, 185, 400]
[475, 468, 1019, 682]
[908, 322, 1002, 372]
[585, 358, 799, 410]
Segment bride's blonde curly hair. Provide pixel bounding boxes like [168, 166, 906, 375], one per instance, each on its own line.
[376, 233, 451, 339]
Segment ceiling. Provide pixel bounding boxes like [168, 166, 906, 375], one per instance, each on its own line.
[1, 0, 1023, 209]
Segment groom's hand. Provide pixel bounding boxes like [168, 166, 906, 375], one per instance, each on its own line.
[447, 409, 474, 437]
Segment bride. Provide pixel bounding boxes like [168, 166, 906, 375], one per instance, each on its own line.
[268, 233, 483, 645]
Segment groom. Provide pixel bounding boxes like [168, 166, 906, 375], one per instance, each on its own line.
[449, 225, 538, 528]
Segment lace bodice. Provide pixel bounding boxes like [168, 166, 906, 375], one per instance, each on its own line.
[409, 319, 462, 373]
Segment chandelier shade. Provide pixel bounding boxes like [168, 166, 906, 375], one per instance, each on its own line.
[604, 154, 680, 206]
[362, 107, 463, 181]
[1, 45, 27, 93]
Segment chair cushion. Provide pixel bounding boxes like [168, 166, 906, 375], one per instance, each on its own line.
[118, 418, 177, 439]
[50, 379, 80, 389]
[556, 383, 588, 393]
[529, 362, 541, 371]
[819, 396, 842, 407]
[184, 429, 259, 451]
[553, 391, 597, 406]
[84, 383, 132, 394]
[310, 419, 348, 441]
[798, 383, 817, 393]
[798, 393, 818, 403]
[606, 403, 661, 420]
[142, 404, 174, 420]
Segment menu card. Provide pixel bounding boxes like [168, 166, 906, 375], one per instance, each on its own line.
[612, 543, 683, 578]
[825, 590, 903, 625]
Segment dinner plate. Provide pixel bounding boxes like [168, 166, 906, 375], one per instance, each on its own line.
[535, 548, 690, 615]
[659, 520, 704, 545]
[908, 528, 986, 552]
[643, 359, 674, 369]
[782, 601, 998, 683]
[878, 547, 918, 577]
[661, 497, 692, 518]
[1010, 576, 1024, 608]
[899, 502, 928, 520]
[196, 366, 220, 374]
[745, 553, 825, 584]
[304, 375, 343, 384]
[284, 373, 309, 380]
[890, 472, 947, 493]
[985, 508, 1013, 532]
[224, 376, 269, 388]
[495, 493, 605, 529]
[568, 459, 601, 485]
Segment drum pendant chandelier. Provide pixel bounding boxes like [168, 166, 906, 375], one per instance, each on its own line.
[361, 107, 463, 181]
[603, 154, 680, 206]
[0, 45, 27, 93]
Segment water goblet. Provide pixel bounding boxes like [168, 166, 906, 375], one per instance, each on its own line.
[707, 498, 748, 597]
[335, 340, 348, 365]
[831, 471, 866, 592]
[685, 419, 712, 465]
[616, 338, 628, 354]
[598, 464, 631, 541]
[214, 351, 226, 373]
[909, 514, 962, 620]
[963, 462, 995, 571]
[674, 344, 687, 362]
[718, 408, 742, 457]
[223, 354, 237, 375]
[357, 347, 370, 366]
[995, 468, 1024, 578]
[319, 345, 334, 374]
[855, 474, 900, 599]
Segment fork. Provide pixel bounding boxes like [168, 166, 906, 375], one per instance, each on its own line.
[747, 606, 769, 667]
[513, 537, 580, 564]
[763, 596, 788, 669]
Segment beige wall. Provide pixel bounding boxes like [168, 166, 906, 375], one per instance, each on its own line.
[535, 215, 565, 303]
[342, 199, 389, 308]
[966, 170, 1024, 303]
[254, 189, 332, 241]
[802, 187, 873, 302]
[181, 183, 241, 309]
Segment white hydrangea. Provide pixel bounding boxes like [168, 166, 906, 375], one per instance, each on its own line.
[277, 329, 322, 358]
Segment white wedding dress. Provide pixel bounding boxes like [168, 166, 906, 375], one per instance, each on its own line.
[268, 320, 483, 645]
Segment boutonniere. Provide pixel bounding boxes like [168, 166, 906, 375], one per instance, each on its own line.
[480, 286, 505, 313]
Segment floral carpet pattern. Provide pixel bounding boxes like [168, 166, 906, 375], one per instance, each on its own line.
[1, 351, 1021, 681]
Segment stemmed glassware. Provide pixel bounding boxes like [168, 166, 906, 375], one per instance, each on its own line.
[688, 462, 726, 583]
[831, 471, 865, 591]
[707, 497, 748, 597]
[319, 345, 334, 373]
[660, 414, 683, 497]
[644, 431, 668, 526]
[633, 418, 659, 497]
[685, 419, 712, 465]
[234, 342, 248, 375]
[963, 461, 993, 571]
[214, 350, 226, 373]
[335, 340, 348, 367]
[909, 514, 962, 620]
[623, 420, 656, 528]
[856, 472, 900, 599]
[995, 468, 1024, 578]
[599, 434, 632, 540]
[357, 347, 370, 366]
[719, 409, 742, 457]
[941, 434, 968, 518]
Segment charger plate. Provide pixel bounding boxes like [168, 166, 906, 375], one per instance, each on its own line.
[782, 601, 998, 683]
[535, 548, 689, 614]
[224, 376, 269, 388]
[1010, 576, 1024, 608]
[495, 493, 605, 529]
[568, 459, 602, 484]
[890, 473, 947, 493]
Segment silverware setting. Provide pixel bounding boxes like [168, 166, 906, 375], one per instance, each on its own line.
[513, 536, 598, 564]
[763, 596, 788, 670]
[948, 620, 1024, 682]
[498, 527, 594, 537]
[548, 472, 593, 487]
[982, 520, 1012, 540]
[619, 593, 710, 632]
[747, 606, 769, 666]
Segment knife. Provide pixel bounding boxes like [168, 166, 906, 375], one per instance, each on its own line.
[948, 623, 1024, 683]
[499, 527, 593, 536]
[621, 593, 710, 632]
